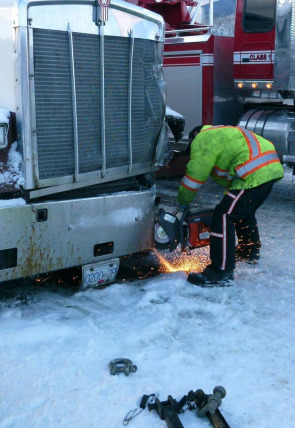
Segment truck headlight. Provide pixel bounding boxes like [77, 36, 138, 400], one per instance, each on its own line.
[0, 124, 8, 149]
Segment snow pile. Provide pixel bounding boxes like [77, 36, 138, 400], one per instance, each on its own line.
[0, 167, 294, 427]
[0, 108, 10, 124]
[0, 197, 26, 208]
[0, 142, 24, 189]
[166, 106, 184, 119]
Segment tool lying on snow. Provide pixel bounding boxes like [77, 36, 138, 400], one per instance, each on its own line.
[148, 395, 186, 428]
[123, 386, 230, 427]
[123, 394, 156, 426]
[109, 358, 137, 376]
[188, 386, 230, 428]
[155, 208, 213, 251]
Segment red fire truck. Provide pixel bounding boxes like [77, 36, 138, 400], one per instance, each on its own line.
[130, 0, 295, 174]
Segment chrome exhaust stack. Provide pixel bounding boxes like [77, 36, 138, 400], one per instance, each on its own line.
[238, 109, 295, 163]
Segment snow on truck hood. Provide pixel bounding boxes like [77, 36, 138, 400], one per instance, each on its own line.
[0, 108, 9, 124]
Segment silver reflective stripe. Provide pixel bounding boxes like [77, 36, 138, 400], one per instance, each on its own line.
[181, 175, 203, 191]
[211, 232, 223, 238]
[236, 152, 279, 177]
[226, 191, 236, 199]
[212, 167, 234, 181]
[237, 127, 260, 157]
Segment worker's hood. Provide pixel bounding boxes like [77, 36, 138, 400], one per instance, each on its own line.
[200, 125, 214, 131]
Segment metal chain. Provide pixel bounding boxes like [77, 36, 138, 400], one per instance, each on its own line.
[123, 394, 156, 426]
[123, 408, 143, 426]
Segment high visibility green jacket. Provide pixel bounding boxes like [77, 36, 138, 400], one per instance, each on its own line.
[178, 125, 284, 206]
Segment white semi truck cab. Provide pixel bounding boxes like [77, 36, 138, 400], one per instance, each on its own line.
[0, 0, 166, 285]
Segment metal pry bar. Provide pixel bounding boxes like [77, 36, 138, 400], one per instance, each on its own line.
[148, 395, 184, 428]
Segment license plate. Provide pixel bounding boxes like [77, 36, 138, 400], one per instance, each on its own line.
[81, 258, 120, 290]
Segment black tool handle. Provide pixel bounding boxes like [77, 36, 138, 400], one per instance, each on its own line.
[140, 395, 151, 409]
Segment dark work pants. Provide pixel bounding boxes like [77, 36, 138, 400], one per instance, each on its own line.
[209, 180, 275, 271]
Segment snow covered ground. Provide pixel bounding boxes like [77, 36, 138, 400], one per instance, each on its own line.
[0, 166, 295, 428]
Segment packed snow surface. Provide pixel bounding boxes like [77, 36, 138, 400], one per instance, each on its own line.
[0, 167, 295, 428]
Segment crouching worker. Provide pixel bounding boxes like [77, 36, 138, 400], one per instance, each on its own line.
[178, 125, 284, 287]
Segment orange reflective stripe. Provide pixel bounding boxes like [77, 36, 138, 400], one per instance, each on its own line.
[213, 165, 228, 172]
[181, 175, 205, 192]
[239, 158, 280, 178]
[196, 125, 278, 179]
[212, 166, 233, 181]
[186, 174, 205, 184]
[200, 125, 230, 133]
[181, 182, 200, 192]
[236, 127, 261, 158]
[236, 151, 279, 178]
[201, 126, 261, 158]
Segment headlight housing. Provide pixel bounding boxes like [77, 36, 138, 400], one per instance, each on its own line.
[0, 123, 8, 149]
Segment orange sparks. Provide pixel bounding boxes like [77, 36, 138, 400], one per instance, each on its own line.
[153, 248, 210, 274]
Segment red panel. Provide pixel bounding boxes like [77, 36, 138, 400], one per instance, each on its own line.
[201, 36, 214, 124]
[164, 56, 201, 66]
[138, 1, 191, 30]
[164, 38, 214, 55]
[234, 0, 275, 80]
[163, 37, 215, 126]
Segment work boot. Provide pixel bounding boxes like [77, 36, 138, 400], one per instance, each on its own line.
[235, 245, 260, 264]
[187, 264, 234, 287]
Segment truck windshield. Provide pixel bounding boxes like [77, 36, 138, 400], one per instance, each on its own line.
[243, 0, 276, 33]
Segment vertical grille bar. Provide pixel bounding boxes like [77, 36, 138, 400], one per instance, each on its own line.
[128, 30, 134, 172]
[67, 24, 79, 181]
[100, 25, 106, 177]
[290, 2, 295, 88]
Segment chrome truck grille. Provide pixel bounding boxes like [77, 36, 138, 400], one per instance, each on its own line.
[33, 29, 163, 181]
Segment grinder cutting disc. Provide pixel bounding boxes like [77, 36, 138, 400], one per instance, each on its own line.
[154, 209, 181, 251]
[154, 222, 171, 249]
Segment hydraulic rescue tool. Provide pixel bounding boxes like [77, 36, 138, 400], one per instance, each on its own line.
[154, 208, 213, 251]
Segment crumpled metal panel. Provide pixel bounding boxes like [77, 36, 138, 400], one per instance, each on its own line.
[0, 189, 155, 283]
